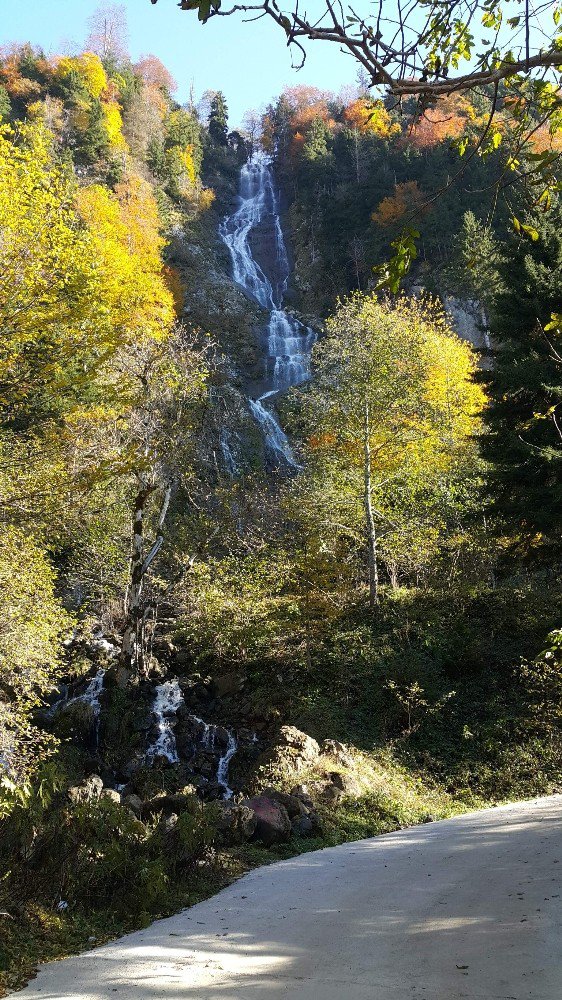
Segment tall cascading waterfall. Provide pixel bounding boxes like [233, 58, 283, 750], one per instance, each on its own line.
[220, 153, 316, 468]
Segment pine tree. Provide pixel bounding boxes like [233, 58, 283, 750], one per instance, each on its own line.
[482, 204, 562, 545]
[208, 91, 228, 145]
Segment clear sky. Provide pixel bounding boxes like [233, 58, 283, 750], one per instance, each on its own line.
[0, 0, 359, 125]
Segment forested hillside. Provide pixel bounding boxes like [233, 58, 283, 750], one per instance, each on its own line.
[0, 7, 561, 993]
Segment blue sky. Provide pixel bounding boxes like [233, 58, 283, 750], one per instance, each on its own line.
[0, 0, 359, 125]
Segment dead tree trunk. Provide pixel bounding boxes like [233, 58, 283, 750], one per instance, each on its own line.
[363, 398, 379, 609]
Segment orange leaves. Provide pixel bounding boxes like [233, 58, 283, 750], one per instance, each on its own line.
[372, 181, 427, 228]
[404, 94, 475, 149]
[309, 432, 337, 450]
[343, 98, 400, 138]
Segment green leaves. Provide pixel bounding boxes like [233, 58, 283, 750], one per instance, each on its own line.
[177, 0, 220, 20]
[374, 228, 420, 293]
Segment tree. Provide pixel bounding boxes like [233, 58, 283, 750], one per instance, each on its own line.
[134, 54, 177, 93]
[470, 204, 562, 545]
[372, 181, 428, 229]
[85, 3, 128, 63]
[118, 331, 209, 676]
[208, 90, 228, 145]
[0, 527, 72, 804]
[154, 0, 562, 281]
[158, 1, 562, 105]
[294, 293, 485, 602]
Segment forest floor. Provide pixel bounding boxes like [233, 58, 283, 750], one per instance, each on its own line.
[10, 796, 562, 1000]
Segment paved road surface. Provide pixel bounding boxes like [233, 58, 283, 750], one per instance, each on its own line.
[12, 796, 562, 999]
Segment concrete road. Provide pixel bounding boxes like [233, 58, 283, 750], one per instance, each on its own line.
[12, 796, 562, 1000]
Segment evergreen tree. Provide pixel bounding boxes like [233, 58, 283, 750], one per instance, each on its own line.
[482, 204, 562, 545]
[208, 91, 228, 145]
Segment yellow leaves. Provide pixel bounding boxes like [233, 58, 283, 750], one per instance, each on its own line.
[54, 52, 108, 98]
[102, 100, 126, 149]
[76, 175, 174, 344]
[181, 144, 197, 183]
[344, 98, 400, 138]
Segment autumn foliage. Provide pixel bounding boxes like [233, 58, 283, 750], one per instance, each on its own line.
[372, 181, 428, 228]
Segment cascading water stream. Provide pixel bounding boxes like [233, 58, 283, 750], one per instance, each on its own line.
[146, 679, 184, 765]
[220, 153, 316, 467]
[48, 667, 106, 746]
[146, 682, 240, 798]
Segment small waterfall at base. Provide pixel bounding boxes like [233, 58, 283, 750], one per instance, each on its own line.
[49, 667, 106, 746]
[146, 682, 240, 798]
[220, 152, 316, 468]
[217, 731, 238, 800]
[146, 679, 184, 764]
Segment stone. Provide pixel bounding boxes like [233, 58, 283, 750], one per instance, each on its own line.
[119, 758, 144, 780]
[214, 672, 245, 698]
[141, 792, 198, 818]
[55, 700, 98, 745]
[123, 793, 143, 818]
[322, 784, 344, 806]
[242, 795, 291, 846]
[276, 726, 320, 768]
[291, 814, 314, 838]
[261, 787, 309, 819]
[321, 740, 355, 768]
[66, 774, 103, 805]
[290, 784, 314, 809]
[100, 788, 121, 805]
[215, 804, 257, 844]
[163, 813, 178, 834]
[173, 648, 192, 668]
[329, 771, 363, 797]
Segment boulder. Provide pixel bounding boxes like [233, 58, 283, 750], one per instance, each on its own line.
[321, 740, 355, 768]
[123, 793, 143, 818]
[242, 795, 291, 846]
[141, 791, 198, 818]
[291, 814, 314, 838]
[261, 787, 309, 819]
[55, 700, 98, 744]
[66, 774, 103, 805]
[215, 804, 257, 845]
[214, 671, 245, 698]
[277, 726, 320, 766]
[290, 784, 314, 809]
[321, 784, 344, 806]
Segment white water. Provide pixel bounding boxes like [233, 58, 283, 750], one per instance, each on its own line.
[190, 713, 239, 798]
[147, 684, 239, 797]
[146, 679, 184, 764]
[220, 153, 316, 467]
[217, 731, 238, 800]
[49, 668, 105, 745]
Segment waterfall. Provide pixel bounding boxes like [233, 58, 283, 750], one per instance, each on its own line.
[146, 679, 184, 764]
[217, 731, 238, 800]
[48, 667, 106, 745]
[147, 683, 240, 797]
[220, 152, 316, 467]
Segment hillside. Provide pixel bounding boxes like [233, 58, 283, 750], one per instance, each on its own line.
[0, 27, 561, 996]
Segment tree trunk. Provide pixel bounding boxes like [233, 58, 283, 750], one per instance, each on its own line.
[364, 398, 379, 609]
[121, 481, 156, 677]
